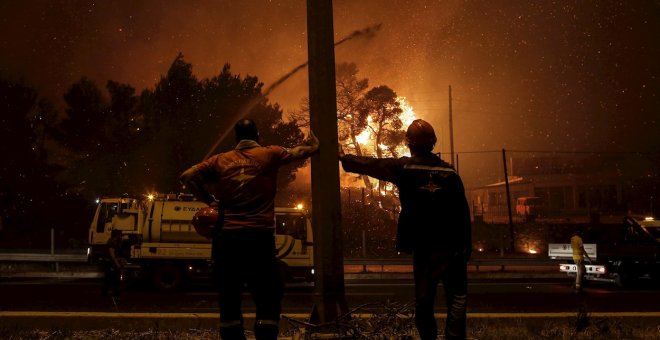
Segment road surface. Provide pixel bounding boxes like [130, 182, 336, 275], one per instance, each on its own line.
[1, 277, 658, 314]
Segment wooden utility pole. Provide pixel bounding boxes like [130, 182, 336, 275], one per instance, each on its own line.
[448, 85, 455, 166]
[455, 153, 460, 174]
[306, 0, 348, 323]
[502, 148, 515, 251]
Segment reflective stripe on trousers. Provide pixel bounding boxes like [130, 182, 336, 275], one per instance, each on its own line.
[256, 319, 279, 326]
[219, 320, 243, 328]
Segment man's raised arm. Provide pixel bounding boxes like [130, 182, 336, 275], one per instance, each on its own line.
[288, 130, 320, 160]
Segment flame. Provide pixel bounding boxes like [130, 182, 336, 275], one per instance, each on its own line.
[394, 97, 416, 157]
[398, 97, 417, 127]
[356, 129, 371, 146]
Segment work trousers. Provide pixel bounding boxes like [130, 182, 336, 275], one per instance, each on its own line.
[413, 251, 468, 340]
[213, 228, 284, 340]
[101, 265, 122, 298]
[574, 258, 585, 290]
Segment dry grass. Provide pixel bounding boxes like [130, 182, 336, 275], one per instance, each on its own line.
[1, 322, 660, 340]
[0, 328, 220, 340]
[2, 313, 660, 339]
[468, 318, 660, 339]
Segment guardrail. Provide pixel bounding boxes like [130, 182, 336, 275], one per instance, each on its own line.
[0, 253, 560, 274]
[2, 253, 557, 264]
[0, 253, 88, 273]
[344, 258, 558, 265]
[0, 253, 87, 262]
[344, 257, 559, 273]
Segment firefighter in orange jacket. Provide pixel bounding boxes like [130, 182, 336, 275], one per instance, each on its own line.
[180, 119, 318, 340]
[339, 119, 472, 340]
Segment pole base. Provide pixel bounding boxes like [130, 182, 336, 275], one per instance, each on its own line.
[309, 293, 349, 325]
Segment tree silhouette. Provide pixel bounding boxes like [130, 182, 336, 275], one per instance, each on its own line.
[0, 57, 310, 247]
[57, 77, 105, 153]
[144, 53, 203, 190]
[106, 80, 140, 152]
[336, 63, 369, 148]
[55, 78, 141, 196]
[31, 98, 58, 163]
[0, 75, 86, 246]
[0, 76, 39, 234]
[130, 56, 306, 194]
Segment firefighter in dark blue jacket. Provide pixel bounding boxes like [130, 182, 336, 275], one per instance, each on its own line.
[339, 119, 472, 340]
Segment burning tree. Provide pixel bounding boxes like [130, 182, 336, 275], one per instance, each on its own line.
[357, 85, 405, 193]
[358, 85, 403, 158]
[292, 62, 418, 194]
[291, 62, 422, 256]
[344, 84, 418, 194]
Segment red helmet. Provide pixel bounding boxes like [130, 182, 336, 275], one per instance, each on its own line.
[405, 119, 437, 149]
[192, 206, 218, 239]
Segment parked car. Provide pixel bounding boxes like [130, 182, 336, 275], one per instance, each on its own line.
[549, 215, 660, 287]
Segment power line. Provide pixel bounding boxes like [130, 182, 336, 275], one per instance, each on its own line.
[456, 149, 659, 155]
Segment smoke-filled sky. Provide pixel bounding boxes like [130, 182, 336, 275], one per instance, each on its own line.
[1, 1, 659, 186]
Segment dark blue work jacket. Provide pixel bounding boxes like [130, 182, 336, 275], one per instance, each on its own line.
[341, 153, 471, 257]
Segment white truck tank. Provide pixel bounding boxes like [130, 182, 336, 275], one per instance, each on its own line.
[88, 194, 314, 290]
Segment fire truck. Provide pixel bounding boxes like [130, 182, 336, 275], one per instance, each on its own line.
[549, 216, 660, 287]
[88, 193, 314, 290]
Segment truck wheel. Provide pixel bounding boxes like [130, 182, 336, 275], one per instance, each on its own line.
[152, 264, 183, 291]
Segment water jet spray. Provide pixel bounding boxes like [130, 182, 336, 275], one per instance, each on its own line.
[202, 23, 382, 160]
